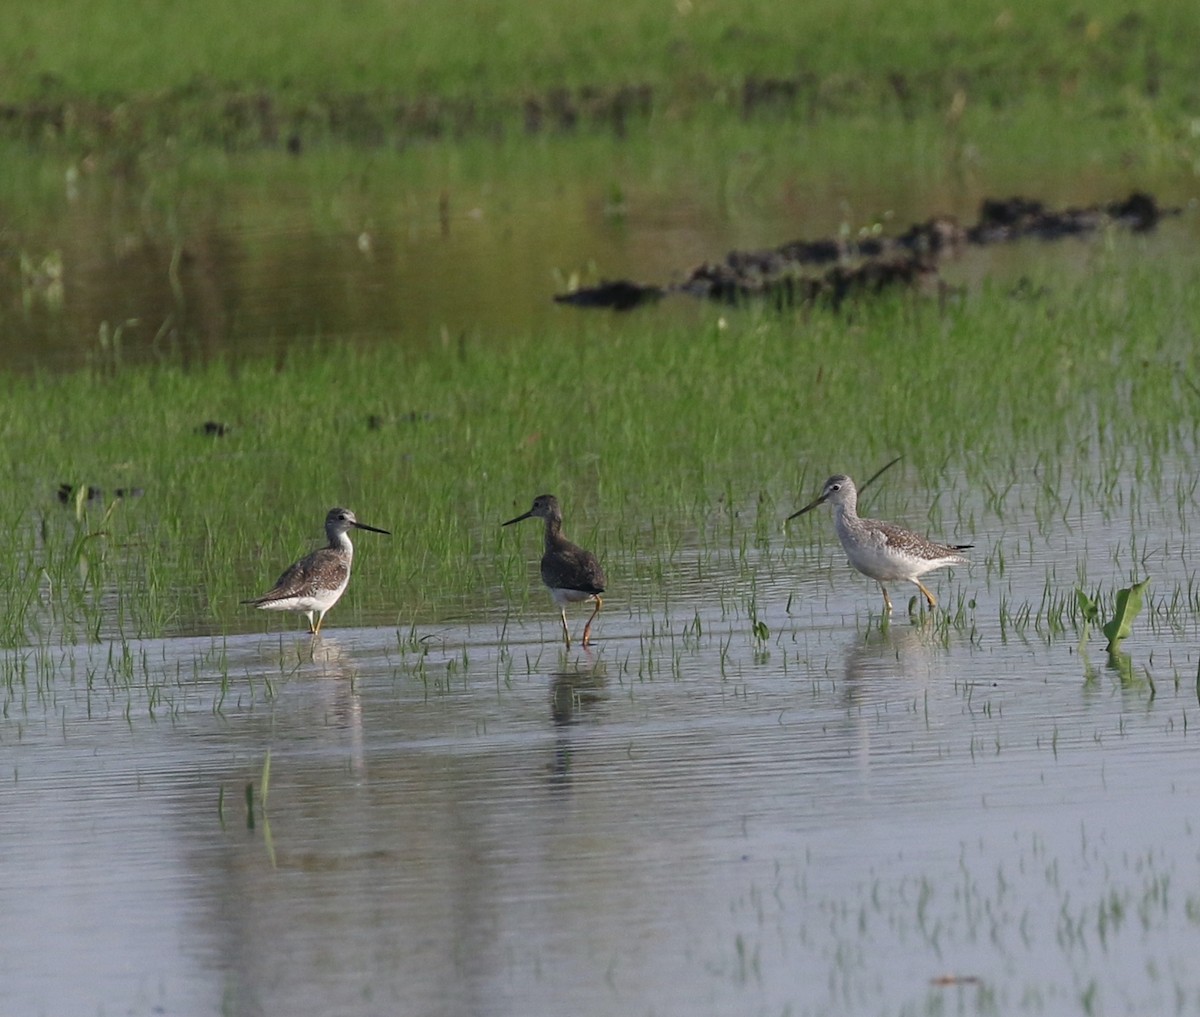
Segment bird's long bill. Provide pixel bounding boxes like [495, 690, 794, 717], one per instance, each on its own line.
[353, 521, 391, 535]
[786, 493, 826, 521]
[786, 455, 902, 523]
[501, 510, 533, 527]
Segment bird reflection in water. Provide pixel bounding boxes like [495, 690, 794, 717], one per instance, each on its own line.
[546, 659, 608, 786]
[308, 635, 366, 779]
[838, 624, 949, 790]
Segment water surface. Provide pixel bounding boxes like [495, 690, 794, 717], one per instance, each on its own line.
[6, 486, 1198, 1017]
[4, 145, 1193, 372]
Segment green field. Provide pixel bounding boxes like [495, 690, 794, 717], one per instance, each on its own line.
[3, 0, 1198, 149]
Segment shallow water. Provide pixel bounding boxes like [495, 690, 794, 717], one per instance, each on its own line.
[7, 437, 1200, 1016]
[4, 149, 1195, 372]
[5, 483, 1200, 1017]
[5, 148, 1200, 1014]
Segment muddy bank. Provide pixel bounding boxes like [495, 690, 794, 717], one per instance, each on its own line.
[554, 192, 1176, 311]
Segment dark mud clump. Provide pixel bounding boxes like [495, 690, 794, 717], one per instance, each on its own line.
[554, 191, 1177, 311]
[967, 192, 1166, 242]
[554, 279, 665, 310]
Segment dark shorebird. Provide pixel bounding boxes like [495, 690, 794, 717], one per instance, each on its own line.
[789, 475, 971, 613]
[503, 494, 606, 647]
[243, 508, 390, 635]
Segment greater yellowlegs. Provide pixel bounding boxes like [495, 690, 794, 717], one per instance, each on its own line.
[503, 494, 606, 647]
[243, 507, 390, 635]
[788, 474, 971, 612]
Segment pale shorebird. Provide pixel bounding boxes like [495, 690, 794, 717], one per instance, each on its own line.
[503, 494, 606, 647]
[789, 474, 971, 612]
[243, 507, 390, 635]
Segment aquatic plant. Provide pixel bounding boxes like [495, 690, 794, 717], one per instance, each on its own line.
[1077, 579, 1150, 653]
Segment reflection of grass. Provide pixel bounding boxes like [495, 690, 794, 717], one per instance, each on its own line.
[0, 237, 1193, 652]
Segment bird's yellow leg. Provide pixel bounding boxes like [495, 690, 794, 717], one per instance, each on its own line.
[880, 586, 893, 613]
[582, 596, 603, 647]
[560, 608, 572, 648]
[312, 611, 325, 636]
[915, 580, 938, 610]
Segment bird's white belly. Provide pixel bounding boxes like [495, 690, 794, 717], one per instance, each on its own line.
[549, 587, 597, 607]
[257, 582, 348, 614]
[842, 542, 909, 581]
[834, 525, 916, 582]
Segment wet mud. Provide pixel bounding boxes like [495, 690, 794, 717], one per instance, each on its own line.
[554, 191, 1176, 311]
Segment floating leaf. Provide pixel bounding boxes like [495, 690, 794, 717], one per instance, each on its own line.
[1102, 578, 1149, 652]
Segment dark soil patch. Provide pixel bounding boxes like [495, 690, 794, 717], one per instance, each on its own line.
[554, 192, 1177, 312]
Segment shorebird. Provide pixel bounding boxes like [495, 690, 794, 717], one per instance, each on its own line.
[788, 474, 971, 612]
[503, 494, 606, 647]
[243, 507, 390, 635]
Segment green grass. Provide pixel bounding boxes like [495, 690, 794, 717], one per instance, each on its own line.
[0, 234, 1196, 648]
[1, 1, 1198, 149]
[4, 0, 1194, 103]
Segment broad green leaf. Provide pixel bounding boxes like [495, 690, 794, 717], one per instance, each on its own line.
[1102, 578, 1149, 652]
